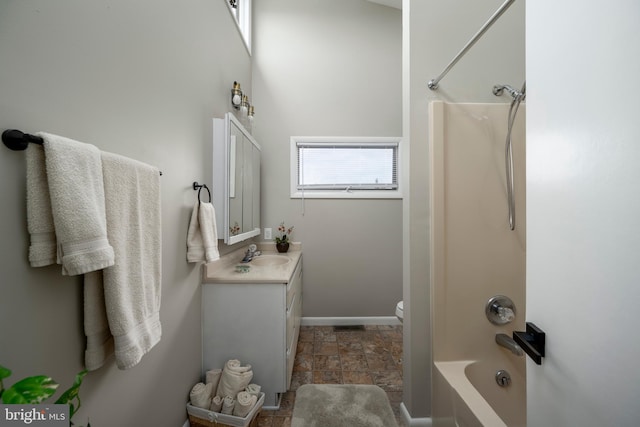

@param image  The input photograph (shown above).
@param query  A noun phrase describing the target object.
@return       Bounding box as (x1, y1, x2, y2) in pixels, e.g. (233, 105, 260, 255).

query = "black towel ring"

(193, 181, 211, 204)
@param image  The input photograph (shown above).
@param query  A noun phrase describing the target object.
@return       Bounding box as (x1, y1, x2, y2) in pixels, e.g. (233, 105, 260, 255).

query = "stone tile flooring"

(256, 324, 404, 427)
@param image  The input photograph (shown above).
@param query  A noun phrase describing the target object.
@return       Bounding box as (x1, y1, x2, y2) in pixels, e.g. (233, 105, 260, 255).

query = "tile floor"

(256, 324, 404, 427)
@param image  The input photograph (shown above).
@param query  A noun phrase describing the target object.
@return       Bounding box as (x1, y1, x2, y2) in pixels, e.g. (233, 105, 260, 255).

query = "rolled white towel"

(206, 368, 222, 396)
(209, 395, 223, 413)
(221, 396, 235, 415)
(217, 360, 253, 398)
(225, 359, 252, 373)
(245, 383, 261, 397)
(189, 382, 213, 409)
(233, 391, 258, 418)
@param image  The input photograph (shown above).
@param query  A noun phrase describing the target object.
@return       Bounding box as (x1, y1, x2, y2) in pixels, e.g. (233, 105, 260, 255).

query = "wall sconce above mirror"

(231, 81, 243, 109)
(230, 81, 255, 120)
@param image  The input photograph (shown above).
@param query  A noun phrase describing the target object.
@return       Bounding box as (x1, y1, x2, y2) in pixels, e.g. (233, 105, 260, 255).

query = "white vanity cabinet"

(202, 255, 303, 408)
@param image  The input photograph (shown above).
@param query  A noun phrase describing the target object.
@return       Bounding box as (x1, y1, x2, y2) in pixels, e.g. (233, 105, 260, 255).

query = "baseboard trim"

(301, 316, 401, 326)
(400, 403, 433, 427)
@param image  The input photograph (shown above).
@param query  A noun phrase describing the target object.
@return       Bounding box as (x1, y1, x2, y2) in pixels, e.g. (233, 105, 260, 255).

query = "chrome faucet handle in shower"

(495, 333, 524, 356)
(486, 295, 516, 325)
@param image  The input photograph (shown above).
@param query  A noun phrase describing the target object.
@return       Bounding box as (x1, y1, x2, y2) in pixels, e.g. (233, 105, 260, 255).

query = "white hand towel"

(25, 144, 57, 267)
(83, 270, 114, 371)
(83, 151, 162, 370)
(221, 396, 235, 415)
(38, 132, 115, 275)
(209, 395, 223, 413)
(233, 391, 257, 418)
(199, 202, 220, 262)
(206, 368, 222, 396)
(186, 201, 219, 263)
(190, 382, 213, 409)
(245, 383, 261, 397)
(216, 360, 253, 398)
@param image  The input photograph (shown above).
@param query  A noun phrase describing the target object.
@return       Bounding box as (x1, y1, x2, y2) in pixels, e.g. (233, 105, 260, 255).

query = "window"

(226, 0, 252, 54)
(290, 136, 402, 199)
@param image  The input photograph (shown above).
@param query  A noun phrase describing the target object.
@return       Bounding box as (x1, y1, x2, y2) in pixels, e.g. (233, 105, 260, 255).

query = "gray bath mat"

(291, 384, 399, 427)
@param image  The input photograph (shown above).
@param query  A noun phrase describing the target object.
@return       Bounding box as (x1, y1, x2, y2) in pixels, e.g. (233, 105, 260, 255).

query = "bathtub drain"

(495, 370, 511, 387)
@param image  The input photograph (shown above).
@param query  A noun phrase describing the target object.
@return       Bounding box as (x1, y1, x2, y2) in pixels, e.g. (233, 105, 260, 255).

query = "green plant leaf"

(55, 370, 87, 420)
(0, 365, 11, 380)
(1, 375, 58, 404)
(55, 370, 87, 405)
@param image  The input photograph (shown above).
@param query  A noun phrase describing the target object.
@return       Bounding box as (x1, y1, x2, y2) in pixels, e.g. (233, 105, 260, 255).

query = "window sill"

(290, 190, 403, 200)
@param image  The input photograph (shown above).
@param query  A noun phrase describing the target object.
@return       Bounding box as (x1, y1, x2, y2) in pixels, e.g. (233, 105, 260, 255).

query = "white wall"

(0, 2, 250, 426)
(252, 0, 403, 318)
(527, 1, 640, 425)
(404, 0, 525, 419)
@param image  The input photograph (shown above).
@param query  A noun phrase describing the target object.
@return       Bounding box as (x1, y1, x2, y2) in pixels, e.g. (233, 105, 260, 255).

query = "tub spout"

(495, 333, 524, 356)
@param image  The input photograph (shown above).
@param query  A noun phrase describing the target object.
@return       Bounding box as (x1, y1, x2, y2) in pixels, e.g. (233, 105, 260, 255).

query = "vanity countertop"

(202, 242, 302, 284)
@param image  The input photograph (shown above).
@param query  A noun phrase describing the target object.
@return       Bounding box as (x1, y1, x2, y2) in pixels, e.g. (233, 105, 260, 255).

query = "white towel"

(83, 270, 114, 371)
(206, 368, 222, 396)
(186, 201, 219, 263)
(209, 395, 223, 413)
(216, 359, 253, 399)
(25, 144, 57, 267)
(190, 382, 213, 409)
(83, 151, 162, 370)
(221, 396, 235, 415)
(233, 391, 257, 418)
(245, 383, 261, 397)
(37, 132, 115, 275)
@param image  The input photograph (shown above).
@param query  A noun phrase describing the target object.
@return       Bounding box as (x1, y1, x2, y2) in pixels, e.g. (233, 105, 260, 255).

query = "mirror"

(213, 112, 261, 244)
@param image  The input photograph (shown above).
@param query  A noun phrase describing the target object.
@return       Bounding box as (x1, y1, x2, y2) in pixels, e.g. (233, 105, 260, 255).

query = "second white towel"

(186, 201, 220, 263)
(233, 391, 258, 418)
(216, 359, 253, 399)
(190, 382, 213, 409)
(83, 152, 162, 371)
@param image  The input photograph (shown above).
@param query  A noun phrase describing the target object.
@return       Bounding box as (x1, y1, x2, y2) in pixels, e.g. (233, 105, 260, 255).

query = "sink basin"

(251, 254, 291, 266)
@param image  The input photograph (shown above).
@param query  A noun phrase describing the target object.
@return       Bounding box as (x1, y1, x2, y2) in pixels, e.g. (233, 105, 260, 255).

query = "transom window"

(226, 0, 252, 54)
(290, 136, 402, 199)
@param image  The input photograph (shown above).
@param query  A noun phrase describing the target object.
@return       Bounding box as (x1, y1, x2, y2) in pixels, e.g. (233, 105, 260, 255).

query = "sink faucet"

(495, 333, 524, 356)
(241, 244, 260, 263)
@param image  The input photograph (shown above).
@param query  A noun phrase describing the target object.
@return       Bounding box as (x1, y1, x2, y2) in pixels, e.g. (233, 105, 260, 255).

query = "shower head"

(492, 83, 526, 101)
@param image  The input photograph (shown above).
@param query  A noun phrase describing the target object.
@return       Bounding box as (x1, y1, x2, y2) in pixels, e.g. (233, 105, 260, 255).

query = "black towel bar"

(2, 129, 43, 150)
(2, 129, 162, 175)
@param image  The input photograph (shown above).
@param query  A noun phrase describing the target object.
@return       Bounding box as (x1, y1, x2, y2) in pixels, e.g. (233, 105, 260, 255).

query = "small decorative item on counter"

(275, 222, 294, 253)
(235, 264, 250, 273)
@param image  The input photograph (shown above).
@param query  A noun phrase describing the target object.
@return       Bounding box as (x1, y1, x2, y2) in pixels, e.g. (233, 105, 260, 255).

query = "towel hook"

(193, 181, 211, 204)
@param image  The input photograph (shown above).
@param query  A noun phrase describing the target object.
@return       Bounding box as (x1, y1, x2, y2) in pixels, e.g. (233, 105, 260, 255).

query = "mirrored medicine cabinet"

(213, 112, 261, 245)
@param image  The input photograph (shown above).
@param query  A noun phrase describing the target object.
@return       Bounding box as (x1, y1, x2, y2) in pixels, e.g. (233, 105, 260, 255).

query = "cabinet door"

(242, 136, 253, 233)
(202, 283, 285, 408)
(229, 122, 244, 237)
(252, 145, 261, 234)
(213, 112, 261, 245)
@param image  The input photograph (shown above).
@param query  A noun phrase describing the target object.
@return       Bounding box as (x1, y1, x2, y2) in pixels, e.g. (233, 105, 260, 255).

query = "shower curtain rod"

(2, 129, 163, 175)
(428, 0, 516, 90)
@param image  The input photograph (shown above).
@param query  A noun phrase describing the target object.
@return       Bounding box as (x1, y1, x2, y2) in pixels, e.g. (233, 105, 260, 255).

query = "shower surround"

(429, 101, 526, 427)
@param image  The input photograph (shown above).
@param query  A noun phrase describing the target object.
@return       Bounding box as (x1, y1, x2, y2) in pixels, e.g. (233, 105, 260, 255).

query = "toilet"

(395, 301, 404, 322)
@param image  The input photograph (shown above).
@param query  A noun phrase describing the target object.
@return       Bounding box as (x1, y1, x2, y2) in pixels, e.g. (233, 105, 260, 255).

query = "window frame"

(225, 0, 252, 55)
(290, 136, 403, 199)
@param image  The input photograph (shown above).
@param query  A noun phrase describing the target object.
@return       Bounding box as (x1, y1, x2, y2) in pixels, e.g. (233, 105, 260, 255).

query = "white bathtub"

(434, 359, 526, 427)
(430, 101, 527, 427)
